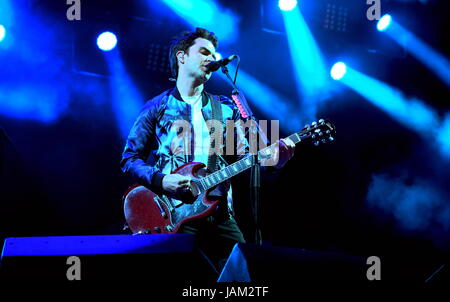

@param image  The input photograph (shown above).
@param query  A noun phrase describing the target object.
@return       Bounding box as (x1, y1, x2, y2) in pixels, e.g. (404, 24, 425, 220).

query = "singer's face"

(184, 38, 216, 82)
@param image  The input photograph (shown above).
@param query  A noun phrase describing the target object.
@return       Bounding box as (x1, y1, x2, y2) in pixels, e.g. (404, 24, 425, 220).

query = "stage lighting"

(377, 14, 392, 32)
(161, 0, 239, 44)
(380, 18, 450, 87)
(281, 4, 328, 111)
(217, 65, 301, 133)
(0, 24, 5, 42)
(278, 0, 298, 12)
(323, 3, 348, 33)
(330, 62, 347, 80)
(215, 52, 222, 61)
(97, 31, 117, 51)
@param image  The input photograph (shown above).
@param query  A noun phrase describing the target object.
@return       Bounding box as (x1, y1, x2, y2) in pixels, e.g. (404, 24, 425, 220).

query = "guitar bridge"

(153, 196, 168, 218)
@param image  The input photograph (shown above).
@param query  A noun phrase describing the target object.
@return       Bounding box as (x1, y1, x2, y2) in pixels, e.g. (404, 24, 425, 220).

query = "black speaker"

(0, 234, 216, 280)
(218, 243, 372, 281)
(218, 243, 449, 282)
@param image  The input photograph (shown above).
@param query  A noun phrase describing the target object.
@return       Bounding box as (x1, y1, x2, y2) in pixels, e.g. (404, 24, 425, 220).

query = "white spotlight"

(377, 14, 392, 32)
(278, 0, 298, 12)
(0, 24, 6, 43)
(330, 62, 347, 80)
(97, 31, 118, 51)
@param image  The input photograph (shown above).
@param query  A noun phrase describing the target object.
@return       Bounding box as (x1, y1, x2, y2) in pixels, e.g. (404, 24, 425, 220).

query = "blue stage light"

(377, 14, 392, 32)
(104, 50, 143, 139)
(379, 18, 450, 87)
(217, 65, 302, 133)
(330, 62, 347, 80)
(281, 4, 329, 121)
(337, 65, 450, 159)
(0, 24, 5, 42)
(278, 0, 298, 12)
(161, 0, 239, 45)
(97, 31, 117, 51)
(437, 114, 450, 158)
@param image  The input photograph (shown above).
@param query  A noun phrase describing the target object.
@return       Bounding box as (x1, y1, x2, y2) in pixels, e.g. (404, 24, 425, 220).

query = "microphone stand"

(221, 65, 268, 245)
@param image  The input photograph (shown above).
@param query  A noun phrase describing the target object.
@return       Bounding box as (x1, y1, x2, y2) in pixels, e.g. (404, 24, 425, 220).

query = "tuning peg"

(319, 119, 324, 123)
(311, 121, 317, 126)
(328, 137, 334, 141)
(321, 139, 327, 144)
(314, 141, 320, 146)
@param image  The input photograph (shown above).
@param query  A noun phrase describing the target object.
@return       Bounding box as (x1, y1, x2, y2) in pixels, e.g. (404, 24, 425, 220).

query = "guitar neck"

(197, 132, 304, 191)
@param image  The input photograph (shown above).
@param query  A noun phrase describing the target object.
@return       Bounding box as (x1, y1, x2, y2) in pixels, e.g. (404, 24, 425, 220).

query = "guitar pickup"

(162, 195, 179, 212)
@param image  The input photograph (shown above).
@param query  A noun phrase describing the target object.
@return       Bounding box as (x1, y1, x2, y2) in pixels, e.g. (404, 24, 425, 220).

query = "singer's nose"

(207, 53, 215, 61)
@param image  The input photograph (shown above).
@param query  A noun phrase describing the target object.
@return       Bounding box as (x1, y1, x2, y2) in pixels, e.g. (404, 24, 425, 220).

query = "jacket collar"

(170, 86, 209, 108)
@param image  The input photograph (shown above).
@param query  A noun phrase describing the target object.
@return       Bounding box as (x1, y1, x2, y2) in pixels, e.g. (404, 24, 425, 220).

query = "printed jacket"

(120, 87, 250, 200)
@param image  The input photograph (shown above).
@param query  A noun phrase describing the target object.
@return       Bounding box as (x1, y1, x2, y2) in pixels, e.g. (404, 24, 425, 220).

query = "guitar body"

(123, 162, 220, 234)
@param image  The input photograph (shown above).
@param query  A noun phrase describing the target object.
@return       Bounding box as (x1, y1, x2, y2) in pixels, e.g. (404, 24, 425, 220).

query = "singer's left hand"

(259, 138, 295, 168)
(274, 138, 295, 169)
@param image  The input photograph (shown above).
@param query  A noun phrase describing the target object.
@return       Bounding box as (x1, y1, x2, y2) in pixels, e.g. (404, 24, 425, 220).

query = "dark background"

(1, 0, 449, 277)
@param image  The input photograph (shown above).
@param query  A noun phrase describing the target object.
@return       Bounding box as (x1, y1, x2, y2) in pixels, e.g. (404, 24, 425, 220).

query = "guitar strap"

(205, 94, 223, 173)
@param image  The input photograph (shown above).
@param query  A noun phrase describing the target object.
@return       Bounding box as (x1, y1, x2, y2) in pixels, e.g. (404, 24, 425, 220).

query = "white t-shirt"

(182, 94, 210, 164)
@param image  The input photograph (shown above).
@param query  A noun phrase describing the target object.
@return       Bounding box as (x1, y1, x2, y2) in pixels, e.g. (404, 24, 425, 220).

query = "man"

(120, 27, 295, 274)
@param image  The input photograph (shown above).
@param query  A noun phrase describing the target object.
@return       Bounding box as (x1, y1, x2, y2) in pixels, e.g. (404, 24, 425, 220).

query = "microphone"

(205, 55, 237, 72)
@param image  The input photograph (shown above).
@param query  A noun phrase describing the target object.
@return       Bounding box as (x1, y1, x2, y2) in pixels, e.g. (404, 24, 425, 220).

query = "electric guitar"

(123, 119, 336, 234)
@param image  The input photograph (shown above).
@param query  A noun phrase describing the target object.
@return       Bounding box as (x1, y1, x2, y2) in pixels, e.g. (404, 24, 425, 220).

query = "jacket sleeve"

(120, 100, 166, 193)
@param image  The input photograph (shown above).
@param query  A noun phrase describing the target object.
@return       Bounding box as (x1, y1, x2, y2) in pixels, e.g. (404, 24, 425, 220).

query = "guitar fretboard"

(197, 132, 304, 191)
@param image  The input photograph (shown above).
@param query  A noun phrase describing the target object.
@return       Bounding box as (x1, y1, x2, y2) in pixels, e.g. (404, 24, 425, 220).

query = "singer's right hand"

(162, 174, 193, 200)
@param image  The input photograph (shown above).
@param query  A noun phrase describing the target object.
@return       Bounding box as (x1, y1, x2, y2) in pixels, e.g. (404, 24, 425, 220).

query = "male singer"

(121, 27, 295, 274)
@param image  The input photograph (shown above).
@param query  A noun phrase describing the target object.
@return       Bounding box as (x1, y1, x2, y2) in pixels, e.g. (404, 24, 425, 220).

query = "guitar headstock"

(300, 119, 336, 146)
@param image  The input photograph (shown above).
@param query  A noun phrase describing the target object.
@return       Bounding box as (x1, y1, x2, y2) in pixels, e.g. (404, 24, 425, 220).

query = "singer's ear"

(176, 51, 185, 64)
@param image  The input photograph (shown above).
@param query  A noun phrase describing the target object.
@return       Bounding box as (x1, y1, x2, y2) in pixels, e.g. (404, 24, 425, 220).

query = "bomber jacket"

(120, 87, 250, 203)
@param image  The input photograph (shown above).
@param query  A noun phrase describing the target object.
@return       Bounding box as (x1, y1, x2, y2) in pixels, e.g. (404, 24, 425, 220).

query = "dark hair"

(168, 27, 218, 78)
